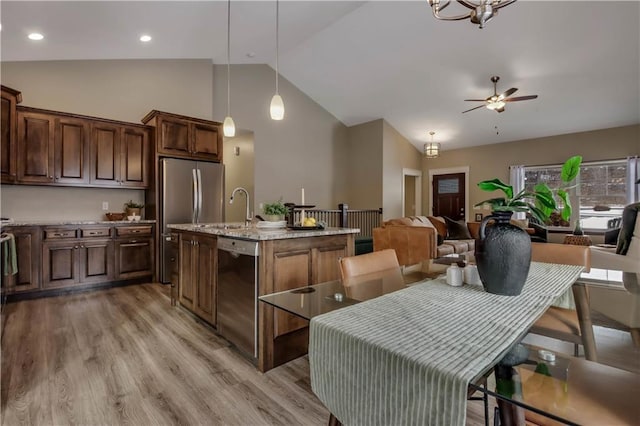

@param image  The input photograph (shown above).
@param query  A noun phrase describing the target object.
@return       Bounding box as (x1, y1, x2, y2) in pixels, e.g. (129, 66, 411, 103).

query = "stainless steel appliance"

(217, 237, 259, 359)
(160, 158, 224, 283)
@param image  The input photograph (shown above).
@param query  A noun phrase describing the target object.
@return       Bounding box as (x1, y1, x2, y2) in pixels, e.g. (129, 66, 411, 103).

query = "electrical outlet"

(102, 201, 109, 211)
(259, 203, 264, 210)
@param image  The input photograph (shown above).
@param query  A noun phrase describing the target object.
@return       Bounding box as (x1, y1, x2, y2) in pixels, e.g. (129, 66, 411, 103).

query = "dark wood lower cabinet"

(115, 237, 153, 280)
(4, 224, 153, 297)
(1, 227, 41, 293)
(178, 233, 217, 325)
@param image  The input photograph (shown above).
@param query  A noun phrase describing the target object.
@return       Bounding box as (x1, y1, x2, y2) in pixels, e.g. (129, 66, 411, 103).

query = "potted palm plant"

(474, 155, 582, 295)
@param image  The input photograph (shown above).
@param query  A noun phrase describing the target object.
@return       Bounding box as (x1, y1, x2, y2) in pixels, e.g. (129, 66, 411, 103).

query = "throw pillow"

(443, 216, 472, 240)
(427, 216, 447, 238)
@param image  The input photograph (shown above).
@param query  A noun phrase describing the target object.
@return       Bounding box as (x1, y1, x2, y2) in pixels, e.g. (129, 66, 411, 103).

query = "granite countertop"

(2, 220, 156, 227)
(168, 223, 360, 241)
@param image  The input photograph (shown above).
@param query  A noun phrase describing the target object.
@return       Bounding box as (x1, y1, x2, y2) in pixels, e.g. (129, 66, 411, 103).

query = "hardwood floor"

(2, 283, 637, 425)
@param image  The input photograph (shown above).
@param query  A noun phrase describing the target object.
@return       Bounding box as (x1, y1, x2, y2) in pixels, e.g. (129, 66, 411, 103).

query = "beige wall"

(345, 119, 383, 209)
(212, 64, 349, 210)
(0, 59, 214, 221)
(382, 120, 422, 219)
(1, 60, 348, 220)
(422, 124, 640, 217)
(223, 130, 255, 222)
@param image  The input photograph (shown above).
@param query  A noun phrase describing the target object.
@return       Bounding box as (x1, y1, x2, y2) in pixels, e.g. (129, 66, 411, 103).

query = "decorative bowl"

(106, 212, 126, 221)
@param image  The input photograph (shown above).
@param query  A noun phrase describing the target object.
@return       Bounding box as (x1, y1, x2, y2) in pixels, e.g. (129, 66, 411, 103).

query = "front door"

(433, 173, 465, 220)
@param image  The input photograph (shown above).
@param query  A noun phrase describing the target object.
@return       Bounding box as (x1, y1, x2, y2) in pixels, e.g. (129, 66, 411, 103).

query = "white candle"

(300, 209, 305, 225)
(301, 187, 305, 205)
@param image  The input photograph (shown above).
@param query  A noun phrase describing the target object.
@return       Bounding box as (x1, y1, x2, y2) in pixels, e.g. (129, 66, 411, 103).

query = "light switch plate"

(102, 201, 109, 210)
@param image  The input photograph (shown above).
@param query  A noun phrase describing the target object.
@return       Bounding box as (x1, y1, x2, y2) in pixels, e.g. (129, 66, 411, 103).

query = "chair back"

(531, 242, 591, 272)
(339, 249, 399, 279)
(339, 249, 403, 301)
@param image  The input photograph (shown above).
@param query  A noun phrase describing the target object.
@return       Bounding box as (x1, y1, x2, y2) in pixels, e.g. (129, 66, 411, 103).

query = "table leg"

(572, 284, 598, 362)
(494, 365, 525, 426)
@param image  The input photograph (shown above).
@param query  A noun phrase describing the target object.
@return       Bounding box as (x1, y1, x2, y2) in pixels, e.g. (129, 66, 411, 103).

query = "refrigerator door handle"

(192, 168, 198, 223)
(196, 168, 203, 224)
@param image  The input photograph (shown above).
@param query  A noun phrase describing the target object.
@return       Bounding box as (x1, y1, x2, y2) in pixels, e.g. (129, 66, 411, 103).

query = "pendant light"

(269, 0, 285, 120)
(223, 0, 236, 137)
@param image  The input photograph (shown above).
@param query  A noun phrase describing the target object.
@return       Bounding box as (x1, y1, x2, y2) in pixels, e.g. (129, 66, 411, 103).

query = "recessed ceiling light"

(140, 35, 152, 42)
(246, 52, 256, 58)
(28, 32, 44, 41)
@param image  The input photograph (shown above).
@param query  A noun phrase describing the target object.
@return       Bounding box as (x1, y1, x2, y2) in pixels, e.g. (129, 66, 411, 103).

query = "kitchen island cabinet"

(178, 232, 217, 325)
(169, 224, 358, 372)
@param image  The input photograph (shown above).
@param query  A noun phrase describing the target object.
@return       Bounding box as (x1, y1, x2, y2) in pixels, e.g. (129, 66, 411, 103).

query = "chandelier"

(427, 0, 517, 29)
(424, 131, 440, 158)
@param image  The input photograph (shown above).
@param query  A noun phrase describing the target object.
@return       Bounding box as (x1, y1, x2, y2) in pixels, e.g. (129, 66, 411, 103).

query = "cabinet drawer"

(116, 225, 152, 237)
(45, 229, 77, 239)
(80, 227, 111, 238)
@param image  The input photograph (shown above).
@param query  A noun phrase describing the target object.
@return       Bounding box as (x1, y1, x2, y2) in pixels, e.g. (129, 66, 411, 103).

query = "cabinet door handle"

(74, 245, 79, 249)
(130, 240, 137, 243)
(131, 230, 141, 233)
(88, 232, 97, 235)
(49, 175, 54, 179)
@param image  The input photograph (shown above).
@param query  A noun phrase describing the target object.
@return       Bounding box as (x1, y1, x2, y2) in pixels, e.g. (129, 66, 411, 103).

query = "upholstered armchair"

(590, 202, 640, 271)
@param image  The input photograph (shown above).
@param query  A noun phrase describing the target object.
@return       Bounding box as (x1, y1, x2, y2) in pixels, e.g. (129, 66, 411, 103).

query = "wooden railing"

(290, 204, 382, 238)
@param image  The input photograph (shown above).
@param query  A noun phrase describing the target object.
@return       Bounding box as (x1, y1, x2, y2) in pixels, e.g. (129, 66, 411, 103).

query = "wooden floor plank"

(2, 283, 637, 425)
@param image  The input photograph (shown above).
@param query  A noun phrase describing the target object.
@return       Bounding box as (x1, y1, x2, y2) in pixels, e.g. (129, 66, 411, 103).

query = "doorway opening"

(402, 168, 422, 217)
(428, 166, 469, 221)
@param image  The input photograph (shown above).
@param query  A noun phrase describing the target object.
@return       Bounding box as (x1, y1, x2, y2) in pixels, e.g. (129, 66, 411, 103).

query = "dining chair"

(339, 248, 400, 279)
(529, 242, 595, 360)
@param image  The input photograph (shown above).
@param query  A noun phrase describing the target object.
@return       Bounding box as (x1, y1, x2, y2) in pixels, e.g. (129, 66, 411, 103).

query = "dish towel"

(1, 233, 17, 276)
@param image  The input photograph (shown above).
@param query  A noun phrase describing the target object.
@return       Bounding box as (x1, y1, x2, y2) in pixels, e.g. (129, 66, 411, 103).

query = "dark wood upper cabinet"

(17, 107, 56, 184)
(120, 125, 149, 188)
(55, 117, 90, 185)
(90, 123, 149, 188)
(142, 110, 223, 162)
(13, 106, 149, 188)
(1, 86, 22, 184)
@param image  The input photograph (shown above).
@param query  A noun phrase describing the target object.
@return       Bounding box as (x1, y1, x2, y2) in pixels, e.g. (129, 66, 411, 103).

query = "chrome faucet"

(229, 187, 252, 226)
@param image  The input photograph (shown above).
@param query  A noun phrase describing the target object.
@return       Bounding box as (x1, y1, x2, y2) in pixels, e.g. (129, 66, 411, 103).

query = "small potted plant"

(262, 199, 288, 221)
(124, 200, 144, 218)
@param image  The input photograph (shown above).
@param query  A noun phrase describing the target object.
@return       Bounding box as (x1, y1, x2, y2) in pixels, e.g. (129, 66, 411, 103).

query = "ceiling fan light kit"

(427, 0, 517, 29)
(462, 75, 538, 114)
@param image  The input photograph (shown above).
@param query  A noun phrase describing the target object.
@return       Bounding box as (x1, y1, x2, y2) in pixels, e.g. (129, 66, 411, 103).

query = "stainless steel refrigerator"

(160, 158, 224, 283)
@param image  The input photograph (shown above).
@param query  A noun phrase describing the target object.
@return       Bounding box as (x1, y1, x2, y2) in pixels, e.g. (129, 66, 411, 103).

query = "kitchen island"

(168, 223, 359, 372)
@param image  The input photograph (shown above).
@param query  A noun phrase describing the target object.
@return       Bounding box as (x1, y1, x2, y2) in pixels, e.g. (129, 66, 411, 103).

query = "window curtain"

(509, 165, 526, 219)
(628, 156, 639, 204)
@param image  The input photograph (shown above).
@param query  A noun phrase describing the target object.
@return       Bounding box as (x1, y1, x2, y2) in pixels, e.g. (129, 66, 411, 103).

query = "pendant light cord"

(227, 0, 231, 116)
(275, 0, 279, 95)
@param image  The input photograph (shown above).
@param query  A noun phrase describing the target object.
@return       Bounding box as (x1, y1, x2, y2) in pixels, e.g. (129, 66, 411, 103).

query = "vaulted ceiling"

(2, 1, 639, 152)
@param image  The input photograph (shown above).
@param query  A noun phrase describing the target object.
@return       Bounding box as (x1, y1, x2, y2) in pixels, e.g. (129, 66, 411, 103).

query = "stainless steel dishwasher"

(217, 237, 259, 359)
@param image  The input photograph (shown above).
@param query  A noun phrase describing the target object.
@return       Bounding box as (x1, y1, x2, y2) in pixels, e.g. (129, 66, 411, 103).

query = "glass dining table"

(259, 265, 640, 426)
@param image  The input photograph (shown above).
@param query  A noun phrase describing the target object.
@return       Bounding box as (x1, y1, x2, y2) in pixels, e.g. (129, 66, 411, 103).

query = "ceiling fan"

(462, 76, 538, 113)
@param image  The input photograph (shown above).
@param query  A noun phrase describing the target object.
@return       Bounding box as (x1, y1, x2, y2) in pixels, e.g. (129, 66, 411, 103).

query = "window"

(524, 160, 628, 230)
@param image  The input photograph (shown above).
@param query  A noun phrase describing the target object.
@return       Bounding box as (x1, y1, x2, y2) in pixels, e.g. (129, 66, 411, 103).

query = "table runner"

(309, 262, 584, 426)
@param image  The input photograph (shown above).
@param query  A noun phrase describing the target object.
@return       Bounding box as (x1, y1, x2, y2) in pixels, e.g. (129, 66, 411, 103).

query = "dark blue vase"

(475, 211, 531, 296)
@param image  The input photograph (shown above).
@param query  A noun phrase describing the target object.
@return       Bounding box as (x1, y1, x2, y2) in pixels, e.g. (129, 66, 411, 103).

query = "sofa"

(372, 216, 478, 266)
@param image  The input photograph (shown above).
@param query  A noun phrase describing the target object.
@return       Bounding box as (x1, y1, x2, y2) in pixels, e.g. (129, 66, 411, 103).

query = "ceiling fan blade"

(462, 105, 485, 114)
(498, 87, 518, 100)
(504, 95, 538, 102)
(464, 99, 487, 102)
